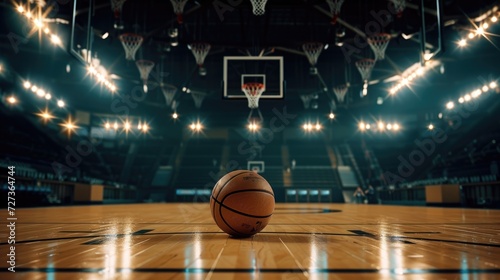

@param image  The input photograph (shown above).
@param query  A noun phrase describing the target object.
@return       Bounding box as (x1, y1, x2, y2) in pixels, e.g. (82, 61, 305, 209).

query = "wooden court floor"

(1, 203, 499, 279)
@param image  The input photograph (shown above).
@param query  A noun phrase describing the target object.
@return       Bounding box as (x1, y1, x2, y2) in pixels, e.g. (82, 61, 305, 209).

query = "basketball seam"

(211, 195, 274, 219)
(224, 189, 274, 198)
(212, 170, 249, 221)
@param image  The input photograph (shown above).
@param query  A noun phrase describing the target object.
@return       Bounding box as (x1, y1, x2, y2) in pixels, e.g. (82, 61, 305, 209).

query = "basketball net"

(390, 0, 406, 17)
(250, 0, 268, 16)
(110, 0, 127, 19)
(119, 33, 143, 61)
(242, 83, 265, 109)
(300, 94, 314, 109)
(161, 84, 177, 106)
(326, 0, 344, 24)
(367, 33, 391, 60)
(170, 0, 188, 24)
(355, 58, 376, 83)
(333, 85, 349, 103)
(191, 91, 206, 109)
(189, 43, 211, 75)
(136, 60, 155, 90)
(302, 42, 324, 67)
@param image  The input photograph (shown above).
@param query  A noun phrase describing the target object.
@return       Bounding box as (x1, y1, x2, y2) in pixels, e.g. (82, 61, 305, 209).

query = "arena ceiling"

(1, 0, 499, 131)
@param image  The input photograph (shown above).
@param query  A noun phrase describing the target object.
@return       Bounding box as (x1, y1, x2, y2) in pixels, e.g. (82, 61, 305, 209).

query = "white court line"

(279, 237, 310, 278)
(205, 238, 228, 280)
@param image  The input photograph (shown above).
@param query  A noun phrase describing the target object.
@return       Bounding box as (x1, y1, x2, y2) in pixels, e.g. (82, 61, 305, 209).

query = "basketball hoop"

(110, 0, 126, 29)
(161, 84, 177, 106)
(242, 83, 265, 109)
(189, 43, 211, 76)
(300, 94, 314, 109)
(119, 33, 143, 61)
(326, 0, 345, 24)
(191, 91, 206, 109)
(250, 0, 268, 16)
(136, 60, 155, 92)
(333, 85, 349, 103)
(355, 58, 376, 83)
(390, 0, 406, 18)
(303, 42, 324, 75)
(170, 0, 188, 24)
(367, 33, 392, 61)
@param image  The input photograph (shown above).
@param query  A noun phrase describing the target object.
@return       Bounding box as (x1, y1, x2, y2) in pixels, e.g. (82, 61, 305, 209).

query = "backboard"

(70, 0, 93, 64)
(247, 161, 265, 173)
(223, 56, 284, 99)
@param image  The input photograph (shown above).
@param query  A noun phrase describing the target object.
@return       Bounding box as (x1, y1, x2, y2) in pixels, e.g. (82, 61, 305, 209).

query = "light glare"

(446, 101, 455, 110)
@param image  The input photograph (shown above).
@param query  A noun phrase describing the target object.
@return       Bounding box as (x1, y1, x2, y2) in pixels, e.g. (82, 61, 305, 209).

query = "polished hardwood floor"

(1, 203, 499, 279)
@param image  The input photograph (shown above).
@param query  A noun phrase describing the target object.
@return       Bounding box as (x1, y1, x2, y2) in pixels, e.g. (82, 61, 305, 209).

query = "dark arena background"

(1, 0, 500, 279)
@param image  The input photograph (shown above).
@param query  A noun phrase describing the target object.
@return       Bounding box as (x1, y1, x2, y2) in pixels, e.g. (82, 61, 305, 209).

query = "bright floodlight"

(50, 34, 62, 45)
(248, 122, 259, 132)
(315, 123, 322, 131)
(25, 11, 32, 18)
(492, 16, 498, 23)
(490, 82, 497, 89)
(482, 85, 490, 92)
(172, 112, 178, 119)
(483, 22, 490, 29)
(386, 124, 393, 130)
(428, 124, 434, 130)
(458, 39, 467, 47)
(472, 89, 482, 98)
(329, 113, 335, 119)
(464, 94, 471, 102)
(378, 122, 385, 130)
(458, 97, 465, 103)
(44, 93, 51, 100)
(446, 101, 455, 110)
(37, 89, 45, 97)
(365, 124, 371, 130)
(57, 100, 65, 107)
(124, 121, 131, 131)
(468, 32, 475, 39)
(113, 122, 119, 130)
(31, 85, 38, 92)
(7, 96, 17, 104)
(476, 27, 484, 35)
(393, 123, 400, 131)
(62, 118, 77, 132)
(190, 122, 202, 132)
(416, 68, 424, 76)
(105, 122, 111, 130)
(17, 5, 24, 13)
(43, 27, 50, 34)
(37, 109, 54, 121)
(34, 18, 43, 28)
(23, 81, 31, 89)
(359, 122, 366, 130)
(142, 124, 149, 132)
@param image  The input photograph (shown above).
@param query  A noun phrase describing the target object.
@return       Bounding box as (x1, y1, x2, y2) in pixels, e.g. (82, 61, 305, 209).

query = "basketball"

(210, 170, 275, 237)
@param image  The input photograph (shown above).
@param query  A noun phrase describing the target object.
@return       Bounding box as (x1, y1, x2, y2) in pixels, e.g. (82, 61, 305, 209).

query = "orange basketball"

(210, 170, 275, 237)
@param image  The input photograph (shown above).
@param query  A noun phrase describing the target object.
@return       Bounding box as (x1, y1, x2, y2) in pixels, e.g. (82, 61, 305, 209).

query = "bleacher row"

(172, 139, 343, 202)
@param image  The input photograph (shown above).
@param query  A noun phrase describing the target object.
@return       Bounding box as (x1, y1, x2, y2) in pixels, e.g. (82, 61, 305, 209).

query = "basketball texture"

(210, 170, 275, 237)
